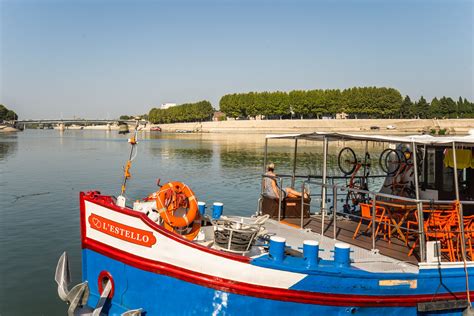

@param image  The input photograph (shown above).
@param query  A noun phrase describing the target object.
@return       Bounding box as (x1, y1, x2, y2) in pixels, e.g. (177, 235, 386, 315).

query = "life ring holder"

(163, 213, 202, 240)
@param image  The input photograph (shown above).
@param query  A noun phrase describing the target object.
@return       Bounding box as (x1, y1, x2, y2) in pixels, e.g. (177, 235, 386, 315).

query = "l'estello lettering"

(88, 213, 156, 247)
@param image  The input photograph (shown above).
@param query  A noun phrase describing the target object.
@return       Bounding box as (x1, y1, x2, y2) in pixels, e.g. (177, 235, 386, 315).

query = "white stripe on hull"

(85, 201, 307, 289)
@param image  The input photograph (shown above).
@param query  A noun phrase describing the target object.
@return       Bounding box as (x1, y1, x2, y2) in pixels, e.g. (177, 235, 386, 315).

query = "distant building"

(336, 112, 348, 119)
(213, 111, 226, 121)
(161, 103, 177, 110)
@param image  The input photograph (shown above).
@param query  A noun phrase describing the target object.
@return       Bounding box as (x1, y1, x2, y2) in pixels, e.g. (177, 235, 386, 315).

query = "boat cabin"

(258, 132, 474, 263)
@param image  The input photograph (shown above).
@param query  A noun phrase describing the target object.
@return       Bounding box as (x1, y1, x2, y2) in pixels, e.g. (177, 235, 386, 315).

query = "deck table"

(370, 200, 455, 244)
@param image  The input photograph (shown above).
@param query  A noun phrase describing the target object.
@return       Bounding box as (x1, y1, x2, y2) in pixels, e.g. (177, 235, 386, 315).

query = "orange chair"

(465, 215, 474, 260)
(455, 215, 474, 261)
(406, 209, 458, 261)
(352, 203, 391, 241)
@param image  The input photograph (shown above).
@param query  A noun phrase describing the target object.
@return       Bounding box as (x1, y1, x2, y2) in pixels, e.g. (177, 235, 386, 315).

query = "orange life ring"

(155, 181, 199, 228)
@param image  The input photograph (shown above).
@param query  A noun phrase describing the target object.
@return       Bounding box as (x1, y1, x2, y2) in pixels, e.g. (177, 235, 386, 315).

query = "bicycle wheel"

(345, 181, 366, 214)
(338, 147, 357, 175)
(379, 148, 402, 175)
(414, 147, 424, 170)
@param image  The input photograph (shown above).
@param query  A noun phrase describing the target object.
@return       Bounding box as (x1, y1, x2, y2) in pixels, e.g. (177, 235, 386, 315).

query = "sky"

(0, 0, 473, 119)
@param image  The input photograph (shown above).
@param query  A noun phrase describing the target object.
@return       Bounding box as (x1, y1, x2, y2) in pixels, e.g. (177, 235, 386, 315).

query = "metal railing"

(299, 179, 474, 262)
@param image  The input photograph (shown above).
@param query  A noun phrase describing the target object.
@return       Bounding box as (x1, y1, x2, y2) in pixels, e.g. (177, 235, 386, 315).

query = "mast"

(120, 120, 140, 197)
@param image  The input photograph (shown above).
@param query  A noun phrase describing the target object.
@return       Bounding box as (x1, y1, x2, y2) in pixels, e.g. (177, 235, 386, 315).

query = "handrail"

(305, 179, 474, 205)
(262, 173, 387, 180)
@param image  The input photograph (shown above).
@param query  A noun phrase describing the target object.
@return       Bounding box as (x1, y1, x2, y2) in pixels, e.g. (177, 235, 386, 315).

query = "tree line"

(219, 87, 474, 119)
(400, 96, 474, 119)
(145, 87, 474, 124)
(219, 87, 404, 119)
(0, 104, 18, 121)
(148, 100, 214, 124)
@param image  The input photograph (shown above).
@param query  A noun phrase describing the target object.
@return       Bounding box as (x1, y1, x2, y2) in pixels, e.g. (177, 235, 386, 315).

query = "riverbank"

(0, 125, 19, 132)
(17, 118, 474, 135)
(152, 119, 474, 135)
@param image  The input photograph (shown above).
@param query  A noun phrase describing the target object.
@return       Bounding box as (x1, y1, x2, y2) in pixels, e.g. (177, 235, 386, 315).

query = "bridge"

(16, 119, 147, 124)
(13, 119, 150, 131)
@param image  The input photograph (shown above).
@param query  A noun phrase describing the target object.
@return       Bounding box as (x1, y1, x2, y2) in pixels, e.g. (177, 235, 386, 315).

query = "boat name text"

(88, 213, 156, 247)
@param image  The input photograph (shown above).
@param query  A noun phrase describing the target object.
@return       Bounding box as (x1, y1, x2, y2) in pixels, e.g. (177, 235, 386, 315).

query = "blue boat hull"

(83, 249, 469, 316)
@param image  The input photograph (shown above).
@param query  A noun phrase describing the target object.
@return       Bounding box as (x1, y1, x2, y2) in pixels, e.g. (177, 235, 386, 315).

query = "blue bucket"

(303, 240, 319, 268)
(198, 201, 206, 216)
(212, 202, 223, 219)
(269, 236, 286, 262)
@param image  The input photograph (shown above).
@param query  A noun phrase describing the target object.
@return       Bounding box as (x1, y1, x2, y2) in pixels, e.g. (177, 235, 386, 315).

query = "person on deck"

(263, 162, 308, 199)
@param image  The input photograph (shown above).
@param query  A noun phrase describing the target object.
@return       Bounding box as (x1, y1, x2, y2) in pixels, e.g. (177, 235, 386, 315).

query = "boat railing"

(301, 179, 474, 262)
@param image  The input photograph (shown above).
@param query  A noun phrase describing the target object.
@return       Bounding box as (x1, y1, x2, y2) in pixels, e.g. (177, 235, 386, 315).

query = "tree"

(429, 97, 440, 118)
(415, 96, 430, 118)
(289, 90, 309, 119)
(400, 95, 413, 118)
(438, 97, 457, 118)
(307, 89, 325, 118)
(0, 105, 18, 121)
(270, 91, 290, 119)
(458, 97, 473, 118)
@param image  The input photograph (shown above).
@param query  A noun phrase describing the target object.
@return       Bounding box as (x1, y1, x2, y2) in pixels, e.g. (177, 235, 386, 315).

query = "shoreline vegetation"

(147, 87, 474, 124)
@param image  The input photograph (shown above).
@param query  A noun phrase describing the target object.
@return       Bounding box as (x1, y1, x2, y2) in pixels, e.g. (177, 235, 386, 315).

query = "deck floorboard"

(283, 216, 419, 264)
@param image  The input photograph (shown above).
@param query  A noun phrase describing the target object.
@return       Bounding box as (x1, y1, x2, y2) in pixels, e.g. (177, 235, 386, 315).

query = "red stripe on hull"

(84, 239, 470, 307)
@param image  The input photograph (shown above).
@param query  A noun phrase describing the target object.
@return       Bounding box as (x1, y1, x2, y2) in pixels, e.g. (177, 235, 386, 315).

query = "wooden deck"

(283, 215, 419, 264)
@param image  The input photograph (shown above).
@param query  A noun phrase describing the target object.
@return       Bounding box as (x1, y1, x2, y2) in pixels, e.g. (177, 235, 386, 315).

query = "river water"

(0, 130, 384, 315)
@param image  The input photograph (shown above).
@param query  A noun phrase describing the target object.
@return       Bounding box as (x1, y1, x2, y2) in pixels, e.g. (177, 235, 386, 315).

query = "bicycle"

(379, 148, 423, 198)
(338, 147, 371, 213)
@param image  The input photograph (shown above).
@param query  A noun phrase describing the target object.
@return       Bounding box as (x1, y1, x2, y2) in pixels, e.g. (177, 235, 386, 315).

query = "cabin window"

(426, 148, 436, 188)
(442, 165, 454, 192)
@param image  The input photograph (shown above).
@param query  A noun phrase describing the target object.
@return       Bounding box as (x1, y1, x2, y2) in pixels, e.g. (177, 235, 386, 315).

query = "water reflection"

(0, 134, 18, 161)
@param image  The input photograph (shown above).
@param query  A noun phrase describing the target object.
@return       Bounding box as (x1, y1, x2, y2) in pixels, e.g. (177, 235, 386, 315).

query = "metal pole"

(291, 138, 298, 188)
(263, 138, 268, 174)
(372, 194, 377, 250)
(422, 144, 426, 189)
(412, 141, 425, 261)
(278, 178, 283, 222)
(301, 181, 305, 229)
(321, 137, 328, 236)
(333, 185, 337, 240)
(364, 140, 368, 186)
(259, 138, 269, 215)
(452, 142, 471, 304)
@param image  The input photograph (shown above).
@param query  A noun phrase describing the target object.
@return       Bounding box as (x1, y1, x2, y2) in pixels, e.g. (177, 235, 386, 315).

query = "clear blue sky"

(1, 0, 472, 119)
